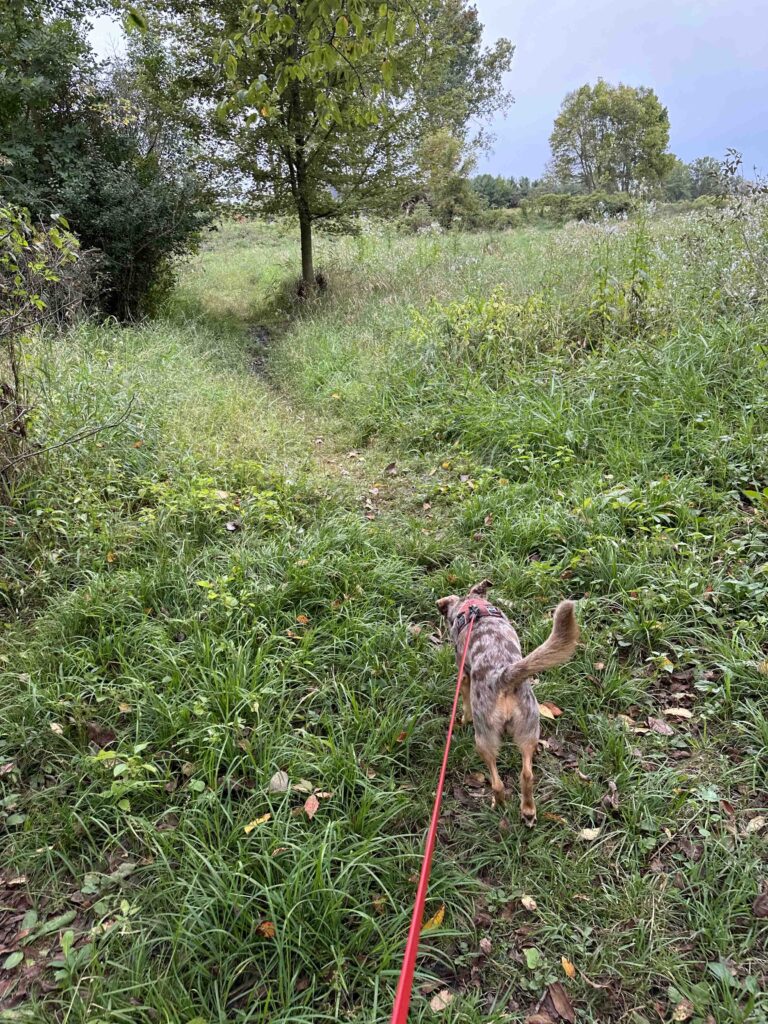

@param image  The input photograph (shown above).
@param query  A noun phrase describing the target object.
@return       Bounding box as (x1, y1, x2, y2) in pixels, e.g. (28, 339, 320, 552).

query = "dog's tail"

(501, 601, 579, 692)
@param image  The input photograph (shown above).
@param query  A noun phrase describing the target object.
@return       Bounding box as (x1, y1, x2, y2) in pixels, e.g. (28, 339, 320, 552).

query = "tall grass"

(2, 208, 767, 1023)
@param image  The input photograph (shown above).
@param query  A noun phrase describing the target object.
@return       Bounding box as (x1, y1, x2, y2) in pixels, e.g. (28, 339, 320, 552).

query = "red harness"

(454, 596, 505, 636)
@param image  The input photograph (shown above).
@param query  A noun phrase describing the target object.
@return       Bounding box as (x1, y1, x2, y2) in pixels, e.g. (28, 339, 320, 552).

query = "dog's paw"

(491, 789, 507, 809)
(460, 713, 473, 726)
(521, 808, 537, 828)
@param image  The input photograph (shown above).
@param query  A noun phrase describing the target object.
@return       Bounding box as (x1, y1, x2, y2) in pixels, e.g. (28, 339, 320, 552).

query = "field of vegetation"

(2, 207, 768, 1023)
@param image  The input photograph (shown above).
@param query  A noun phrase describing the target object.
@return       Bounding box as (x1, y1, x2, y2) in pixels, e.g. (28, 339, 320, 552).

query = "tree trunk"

(299, 208, 314, 291)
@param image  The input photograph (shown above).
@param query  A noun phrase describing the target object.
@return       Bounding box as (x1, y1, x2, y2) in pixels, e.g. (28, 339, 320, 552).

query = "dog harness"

(454, 597, 505, 636)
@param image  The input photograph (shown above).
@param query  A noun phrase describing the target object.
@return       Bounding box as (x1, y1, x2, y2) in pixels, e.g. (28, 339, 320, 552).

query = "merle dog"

(437, 580, 579, 826)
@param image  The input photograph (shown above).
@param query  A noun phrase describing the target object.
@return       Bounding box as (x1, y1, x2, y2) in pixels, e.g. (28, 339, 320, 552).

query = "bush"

(0, 203, 81, 490)
(0, 7, 215, 320)
(522, 191, 634, 223)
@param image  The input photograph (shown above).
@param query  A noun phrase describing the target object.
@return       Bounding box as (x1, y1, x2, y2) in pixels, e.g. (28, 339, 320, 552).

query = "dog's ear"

(469, 578, 493, 597)
(436, 595, 458, 618)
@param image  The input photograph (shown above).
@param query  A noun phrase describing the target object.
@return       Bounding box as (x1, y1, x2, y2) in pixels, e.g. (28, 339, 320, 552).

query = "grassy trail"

(2, 217, 767, 1024)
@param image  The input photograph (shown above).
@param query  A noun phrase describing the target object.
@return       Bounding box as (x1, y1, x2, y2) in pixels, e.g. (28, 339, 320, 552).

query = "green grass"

(2, 211, 768, 1023)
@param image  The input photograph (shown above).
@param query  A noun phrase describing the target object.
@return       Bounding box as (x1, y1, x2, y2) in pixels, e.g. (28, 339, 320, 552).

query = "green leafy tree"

(689, 156, 724, 198)
(147, 0, 513, 289)
(662, 156, 693, 201)
(550, 80, 673, 193)
(0, 3, 216, 317)
(416, 130, 480, 228)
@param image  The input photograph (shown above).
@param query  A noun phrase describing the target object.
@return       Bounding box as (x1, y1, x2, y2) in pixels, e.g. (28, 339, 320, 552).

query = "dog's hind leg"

(460, 674, 472, 725)
(518, 739, 537, 827)
(475, 734, 505, 808)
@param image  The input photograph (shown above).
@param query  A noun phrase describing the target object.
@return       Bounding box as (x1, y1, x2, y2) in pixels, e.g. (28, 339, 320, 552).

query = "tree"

(662, 157, 693, 201)
(147, 0, 513, 289)
(417, 130, 480, 228)
(0, 3, 216, 317)
(689, 156, 724, 198)
(550, 80, 673, 193)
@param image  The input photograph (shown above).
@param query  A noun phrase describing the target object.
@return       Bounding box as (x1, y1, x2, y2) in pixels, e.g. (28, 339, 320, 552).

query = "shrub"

(0, 8, 215, 319)
(0, 203, 81, 490)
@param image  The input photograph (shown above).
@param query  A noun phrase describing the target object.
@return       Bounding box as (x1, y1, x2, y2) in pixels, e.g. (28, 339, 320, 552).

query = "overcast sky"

(90, 1, 768, 179)
(474, 0, 768, 178)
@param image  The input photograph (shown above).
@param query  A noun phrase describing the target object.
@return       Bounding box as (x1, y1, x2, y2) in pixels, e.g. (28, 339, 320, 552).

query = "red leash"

(389, 612, 476, 1024)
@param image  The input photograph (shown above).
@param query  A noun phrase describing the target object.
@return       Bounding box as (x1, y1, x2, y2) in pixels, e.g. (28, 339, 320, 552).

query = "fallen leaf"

(422, 905, 445, 931)
(267, 771, 290, 794)
(118, 702, 131, 714)
(244, 813, 271, 834)
(672, 999, 695, 1021)
(521, 895, 538, 912)
(293, 779, 314, 794)
(256, 921, 276, 938)
(648, 716, 674, 736)
(752, 889, 768, 918)
(601, 780, 619, 812)
(304, 794, 320, 819)
(315, 791, 333, 799)
(525, 1015, 555, 1024)
(385, 462, 398, 476)
(664, 707, 693, 719)
(372, 894, 387, 915)
(538, 704, 557, 721)
(0, 762, 14, 775)
(106, 550, 116, 563)
(50, 722, 64, 735)
(132, 439, 143, 448)
(225, 520, 241, 532)
(561, 956, 576, 979)
(593, 661, 605, 671)
(757, 660, 768, 676)
(479, 936, 492, 955)
(429, 989, 454, 1012)
(86, 721, 116, 748)
(745, 816, 766, 835)
(547, 982, 575, 1024)
(296, 614, 310, 625)
(395, 731, 407, 743)
(577, 827, 601, 842)
(272, 846, 289, 857)
(539, 702, 563, 718)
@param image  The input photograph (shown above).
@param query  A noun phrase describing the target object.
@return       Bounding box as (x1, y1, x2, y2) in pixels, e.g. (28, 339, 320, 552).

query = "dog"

(437, 580, 579, 826)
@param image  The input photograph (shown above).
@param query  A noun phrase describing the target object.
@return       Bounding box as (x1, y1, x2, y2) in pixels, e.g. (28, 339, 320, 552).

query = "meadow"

(1, 205, 767, 1023)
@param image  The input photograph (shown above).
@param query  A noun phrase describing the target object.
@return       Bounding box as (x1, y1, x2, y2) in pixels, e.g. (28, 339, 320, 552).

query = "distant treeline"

(471, 156, 725, 211)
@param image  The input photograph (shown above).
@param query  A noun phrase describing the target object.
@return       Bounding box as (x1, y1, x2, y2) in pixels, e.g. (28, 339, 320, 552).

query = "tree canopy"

(147, 0, 513, 287)
(550, 80, 673, 193)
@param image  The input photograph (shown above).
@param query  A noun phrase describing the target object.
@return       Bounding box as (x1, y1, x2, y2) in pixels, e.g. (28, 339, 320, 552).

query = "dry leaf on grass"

(539, 702, 563, 719)
(422, 904, 445, 931)
(601, 780, 619, 812)
(293, 779, 314, 794)
(268, 771, 290, 794)
(547, 982, 576, 1023)
(429, 988, 454, 1012)
(664, 707, 693, 719)
(561, 956, 576, 979)
(50, 722, 64, 735)
(304, 794, 320, 819)
(244, 814, 271, 833)
(479, 936, 492, 955)
(256, 921, 276, 938)
(744, 816, 766, 835)
(521, 895, 538, 912)
(648, 716, 674, 736)
(577, 827, 601, 842)
(752, 887, 768, 919)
